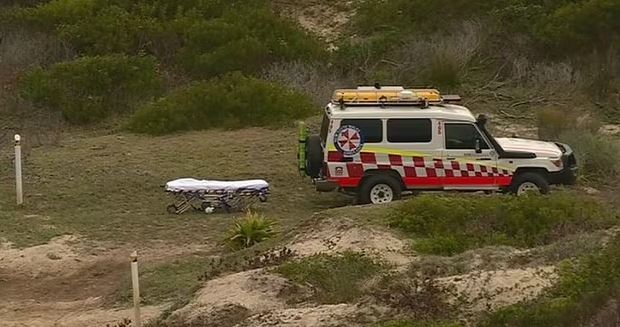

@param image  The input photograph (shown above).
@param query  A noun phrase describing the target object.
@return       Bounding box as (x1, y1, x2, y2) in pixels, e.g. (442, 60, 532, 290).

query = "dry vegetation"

(1, 0, 620, 326)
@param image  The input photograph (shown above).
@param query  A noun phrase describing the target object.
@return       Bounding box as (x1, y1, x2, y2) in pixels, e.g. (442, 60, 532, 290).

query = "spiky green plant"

(226, 211, 276, 250)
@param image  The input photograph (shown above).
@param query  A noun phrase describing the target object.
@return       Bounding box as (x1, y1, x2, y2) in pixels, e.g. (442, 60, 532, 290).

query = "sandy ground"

(287, 217, 412, 267)
(439, 266, 557, 312)
(0, 299, 163, 327)
(0, 235, 212, 327)
(168, 269, 293, 325)
(0, 217, 563, 326)
(0, 235, 84, 278)
(273, 1, 352, 44)
(240, 304, 370, 327)
(164, 218, 408, 326)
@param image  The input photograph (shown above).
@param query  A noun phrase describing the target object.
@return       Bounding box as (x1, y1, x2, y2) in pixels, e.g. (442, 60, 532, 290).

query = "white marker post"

(14, 134, 23, 206)
(130, 251, 142, 327)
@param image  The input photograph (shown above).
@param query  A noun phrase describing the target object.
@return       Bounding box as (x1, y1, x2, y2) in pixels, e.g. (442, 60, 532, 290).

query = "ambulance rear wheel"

(358, 175, 402, 205)
(305, 135, 323, 178)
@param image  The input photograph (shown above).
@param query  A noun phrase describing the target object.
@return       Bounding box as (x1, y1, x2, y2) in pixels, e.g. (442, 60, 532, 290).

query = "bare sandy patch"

(0, 235, 83, 278)
(273, 1, 352, 43)
(167, 269, 295, 325)
(0, 298, 163, 327)
(439, 266, 557, 312)
(241, 303, 369, 327)
(287, 218, 412, 266)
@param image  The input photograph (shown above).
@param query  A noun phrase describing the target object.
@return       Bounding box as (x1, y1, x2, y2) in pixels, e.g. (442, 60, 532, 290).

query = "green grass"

(0, 126, 350, 248)
(117, 256, 206, 305)
(276, 252, 383, 304)
(388, 193, 618, 256)
(482, 233, 620, 327)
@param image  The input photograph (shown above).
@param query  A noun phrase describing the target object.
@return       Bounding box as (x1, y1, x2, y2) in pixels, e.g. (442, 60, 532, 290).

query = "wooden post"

(14, 134, 23, 206)
(130, 251, 142, 327)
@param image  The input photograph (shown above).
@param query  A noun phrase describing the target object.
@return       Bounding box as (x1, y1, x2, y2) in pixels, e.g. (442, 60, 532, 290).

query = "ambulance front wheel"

(509, 172, 550, 196)
(358, 174, 402, 205)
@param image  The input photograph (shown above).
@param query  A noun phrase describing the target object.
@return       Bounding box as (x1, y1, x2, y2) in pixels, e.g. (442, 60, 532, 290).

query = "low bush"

(389, 193, 617, 256)
(372, 276, 453, 321)
(20, 54, 162, 124)
(127, 73, 316, 134)
(558, 131, 620, 183)
(535, 107, 620, 182)
(177, 6, 324, 78)
(12, 0, 325, 77)
(536, 107, 601, 140)
(276, 252, 383, 304)
(226, 211, 277, 250)
(352, 0, 619, 57)
(482, 234, 620, 326)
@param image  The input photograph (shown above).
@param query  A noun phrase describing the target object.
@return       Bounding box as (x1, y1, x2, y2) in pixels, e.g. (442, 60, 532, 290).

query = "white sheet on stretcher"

(166, 178, 269, 193)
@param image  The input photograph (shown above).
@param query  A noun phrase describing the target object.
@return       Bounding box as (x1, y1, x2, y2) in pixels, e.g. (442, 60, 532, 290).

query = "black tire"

(509, 172, 550, 195)
(305, 135, 323, 178)
(357, 174, 402, 205)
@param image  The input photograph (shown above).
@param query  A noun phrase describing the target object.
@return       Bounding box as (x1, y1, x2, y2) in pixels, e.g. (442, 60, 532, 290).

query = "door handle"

(476, 158, 492, 161)
(446, 157, 456, 161)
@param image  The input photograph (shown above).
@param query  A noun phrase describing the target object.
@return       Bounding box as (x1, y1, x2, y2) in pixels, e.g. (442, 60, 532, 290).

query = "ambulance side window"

(387, 119, 432, 143)
(445, 123, 490, 150)
(341, 119, 383, 143)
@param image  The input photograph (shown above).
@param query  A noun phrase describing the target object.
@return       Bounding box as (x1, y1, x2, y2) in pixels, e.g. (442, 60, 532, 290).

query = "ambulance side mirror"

(475, 139, 482, 154)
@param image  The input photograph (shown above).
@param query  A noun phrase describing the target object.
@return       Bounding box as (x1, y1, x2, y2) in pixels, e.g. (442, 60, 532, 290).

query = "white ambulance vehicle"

(298, 86, 578, 204)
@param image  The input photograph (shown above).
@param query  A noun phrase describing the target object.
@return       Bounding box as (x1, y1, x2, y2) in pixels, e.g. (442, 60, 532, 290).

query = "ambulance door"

(442, 122, 499, 189)
(386, 118, 444, 190)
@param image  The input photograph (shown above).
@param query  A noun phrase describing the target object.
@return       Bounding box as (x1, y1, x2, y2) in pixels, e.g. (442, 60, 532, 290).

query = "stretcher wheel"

(201, 202, 215, 214)
(166, 204, 177, 214)
(259, 194, 267, 202)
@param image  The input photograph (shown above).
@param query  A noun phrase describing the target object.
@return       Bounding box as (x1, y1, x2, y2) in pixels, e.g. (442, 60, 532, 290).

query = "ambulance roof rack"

(332, 85, 461, 109)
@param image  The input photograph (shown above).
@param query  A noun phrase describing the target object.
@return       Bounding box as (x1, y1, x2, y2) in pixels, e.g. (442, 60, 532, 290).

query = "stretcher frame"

(165, 187, 269, 215)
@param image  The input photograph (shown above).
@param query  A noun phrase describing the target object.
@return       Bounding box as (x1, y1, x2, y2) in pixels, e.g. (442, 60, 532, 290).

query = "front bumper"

(549, 143, 578, 185)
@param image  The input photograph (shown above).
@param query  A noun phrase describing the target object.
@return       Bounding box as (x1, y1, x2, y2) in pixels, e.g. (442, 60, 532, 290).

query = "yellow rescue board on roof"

(333, 87, 442, 104)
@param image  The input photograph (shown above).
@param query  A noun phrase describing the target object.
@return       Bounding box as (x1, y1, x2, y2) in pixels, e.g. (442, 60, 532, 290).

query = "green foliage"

(20, 54, 162, 124)
(128, 73, 317, 134)
(352, 0, 620, 57)
(483, 234, 620, 327)
(423, 54, 462, 89)
(276, 252, 383, 304)
(536, 106, 620, 182)
(13, 0, 324, 76)
(558, 131, 620, 183)
(353, 0, 496, 34)
(537, 107, 578, 140)
(177, 6, 324, 78)
(389, 193, 617, 256)
(226, 211, 277, 250)
(535, 0, 620, 53)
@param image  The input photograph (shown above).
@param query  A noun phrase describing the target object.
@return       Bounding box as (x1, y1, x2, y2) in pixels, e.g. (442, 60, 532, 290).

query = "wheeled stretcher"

(165, 178, 270, 214)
